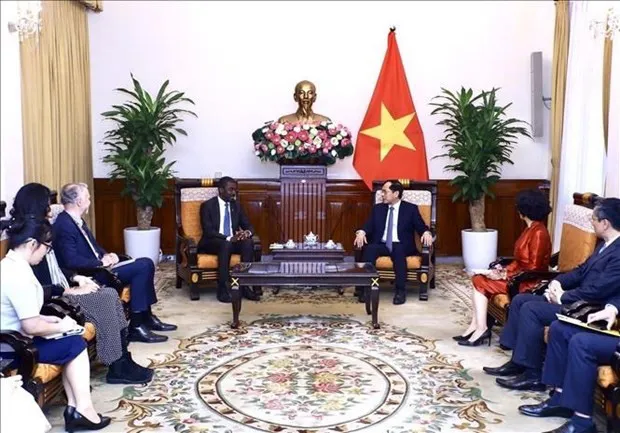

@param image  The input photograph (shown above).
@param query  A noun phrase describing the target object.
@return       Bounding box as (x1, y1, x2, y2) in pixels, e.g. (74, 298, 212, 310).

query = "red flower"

(267, 373, 290, 383)
(309, 146, 317, 154)
(318, 131, 328, 140)
(271, 135, 281, 144)
(298, 130, 310, 142)
(265, 132, 274, 140)
(314, 382, 340, 393)
(276, 146, 285, 154)
(285, 132, 297, 142)
(341, 138, 351, 147)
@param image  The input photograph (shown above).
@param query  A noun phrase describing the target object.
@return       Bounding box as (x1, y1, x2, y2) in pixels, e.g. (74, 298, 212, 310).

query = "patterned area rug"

(45, 264, 559, 433)
(111, 315, 500, 433)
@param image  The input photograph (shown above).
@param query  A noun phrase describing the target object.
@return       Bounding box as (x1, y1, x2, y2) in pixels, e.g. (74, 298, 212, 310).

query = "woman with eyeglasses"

(10, 183, 153, 386)
(0, 216, 110, 432)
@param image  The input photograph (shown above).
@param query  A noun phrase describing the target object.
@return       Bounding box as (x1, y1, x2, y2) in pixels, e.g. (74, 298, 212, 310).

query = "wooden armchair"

(354, 180, 437, 301)
(174, 178, 262, 300)
(487, 192, 600, 325)
(0, 300, 96, 407)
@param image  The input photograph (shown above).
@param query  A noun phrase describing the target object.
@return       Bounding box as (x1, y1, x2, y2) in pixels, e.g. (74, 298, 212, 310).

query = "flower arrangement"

(252, 121, 354, 165)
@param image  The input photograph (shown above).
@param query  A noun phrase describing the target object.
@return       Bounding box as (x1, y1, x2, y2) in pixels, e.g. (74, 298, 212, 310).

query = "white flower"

(271, 149, 276, 155)
(331, 150, 337, 156)
(341, 130, 348, 137)
(336, 134, 342, 140)
(303, 124, 311, 130)
(313, 136, 322, 146)
(279, 129, 288, 136)
(281, 140, 289, 147)
(320, 121, 328, 127)
(295, 140, 302, 146)
(310, 128, 319, 136)
(255, 150, 261, 155)
(262, 127, 268, 133)
(330, 137, 339, 145)
(287, 145, 294, 151)
(293, 126, 301, 133)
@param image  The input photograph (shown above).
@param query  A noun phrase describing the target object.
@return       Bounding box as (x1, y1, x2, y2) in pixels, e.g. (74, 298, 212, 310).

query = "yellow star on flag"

(360, 103, 416, 161)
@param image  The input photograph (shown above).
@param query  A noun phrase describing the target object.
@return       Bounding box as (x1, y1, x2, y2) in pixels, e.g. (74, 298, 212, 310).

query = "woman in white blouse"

(0, 217, 110, 432)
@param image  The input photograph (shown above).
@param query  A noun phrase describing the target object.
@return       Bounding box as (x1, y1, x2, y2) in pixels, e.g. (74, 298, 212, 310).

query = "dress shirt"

(68, 212, 101, 259)
(381, 200, 401, 243)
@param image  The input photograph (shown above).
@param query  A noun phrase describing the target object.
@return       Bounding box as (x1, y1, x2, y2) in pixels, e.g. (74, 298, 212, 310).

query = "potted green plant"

(430, 87, 531, 271)
(102, 74, 196, 264)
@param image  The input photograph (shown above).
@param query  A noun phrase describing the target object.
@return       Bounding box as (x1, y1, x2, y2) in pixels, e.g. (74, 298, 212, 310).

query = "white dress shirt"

(381, 200, 401, 243)
(218, 197, 233, 239)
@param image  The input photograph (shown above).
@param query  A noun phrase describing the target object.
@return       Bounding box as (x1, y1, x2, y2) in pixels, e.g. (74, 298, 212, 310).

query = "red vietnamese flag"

(353, 28, 429, 189)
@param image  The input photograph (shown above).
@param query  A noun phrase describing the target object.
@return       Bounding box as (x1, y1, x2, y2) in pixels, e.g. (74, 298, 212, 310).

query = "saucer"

(270, 243, 284, 250)
(325, 243, 337, 250)
(284, 243, 296, 249)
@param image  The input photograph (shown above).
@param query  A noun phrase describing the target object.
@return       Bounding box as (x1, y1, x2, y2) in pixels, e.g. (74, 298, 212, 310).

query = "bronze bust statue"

(278, 80, 331, 124)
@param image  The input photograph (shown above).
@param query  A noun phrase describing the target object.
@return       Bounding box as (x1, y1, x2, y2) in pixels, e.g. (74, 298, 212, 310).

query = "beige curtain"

(548, 0, 570, 245)
(20, 0, 97, 230)
(602, 34, 612, 150)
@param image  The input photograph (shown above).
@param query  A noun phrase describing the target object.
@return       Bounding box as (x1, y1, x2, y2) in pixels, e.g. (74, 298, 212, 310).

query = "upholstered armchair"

(354, 180, 437, 301)
(174, 178, 262, 300)
(486, 192, 600, 325)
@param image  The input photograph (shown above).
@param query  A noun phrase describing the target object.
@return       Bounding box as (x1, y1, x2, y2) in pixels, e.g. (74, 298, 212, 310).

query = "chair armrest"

(0, 330, 38, 379)
(507, 270, 561, 299)
(177, 234, 198, 267)
(252, 235, 262, 261)
(490, 257, 514, 268)
(45, 299, 86, 326)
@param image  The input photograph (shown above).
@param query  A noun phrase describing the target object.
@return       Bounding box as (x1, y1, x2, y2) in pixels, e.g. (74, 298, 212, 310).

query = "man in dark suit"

(53, 183, 177, 344)
(197, 176, 260, 303)
(483, 198, 620, 391)
(354, 180, 433, 305)
(517, 301, 620, 433)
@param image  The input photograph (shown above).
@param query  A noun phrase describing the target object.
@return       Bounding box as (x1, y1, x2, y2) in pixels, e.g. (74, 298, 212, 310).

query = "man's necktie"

(223, 202, 231, 237)
(386, 206, 394, 252)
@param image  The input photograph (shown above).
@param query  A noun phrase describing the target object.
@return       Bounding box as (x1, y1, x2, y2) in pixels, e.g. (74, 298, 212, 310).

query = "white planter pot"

(461, 229, 498, 272)
(123, 227, 161, 266)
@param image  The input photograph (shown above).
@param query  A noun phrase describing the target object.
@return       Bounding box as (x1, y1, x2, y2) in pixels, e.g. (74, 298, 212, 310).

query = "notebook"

(110, 258, 136, 269)
(556, 314, 620, 337)
(42, 326, 85, 340)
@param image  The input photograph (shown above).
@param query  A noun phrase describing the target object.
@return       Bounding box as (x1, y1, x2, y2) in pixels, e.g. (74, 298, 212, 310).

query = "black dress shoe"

(127, 352, 154, 378)
(483, 360, 525, 377)
(145, 313, 177, 331)
(65, 410, 111, 432)
(518, 399, 573, 418)
(128, 324, 168, 343)
(452, 332, 474, 341)
(542, 420, 597, 433)
(499, 344, 511, 351)
(496, 372, 546, 391)
(242, 286, 261, 301)
(63, 406, 75, 426)
(393, 292, 406, 305)
(458, 329, 492, 347)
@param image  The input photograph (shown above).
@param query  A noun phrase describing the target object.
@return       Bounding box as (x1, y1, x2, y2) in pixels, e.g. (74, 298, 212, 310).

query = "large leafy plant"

(430, 87, 531, 231)
(102, 74, 196, 229)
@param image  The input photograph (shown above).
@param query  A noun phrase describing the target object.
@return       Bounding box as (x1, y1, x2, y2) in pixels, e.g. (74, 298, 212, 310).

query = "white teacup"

(285, 239, 295, 248)
(325, 239, 336, 249)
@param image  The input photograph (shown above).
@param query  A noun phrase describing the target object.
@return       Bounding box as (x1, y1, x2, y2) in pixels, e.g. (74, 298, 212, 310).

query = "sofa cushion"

(558, 204, 597, 272)
(597, 366, 619, 388)
(120, 287, 130, 303)
(180, 187, 219, 243)
(375, 255, 422, 270)
(197, 254, 242, 269)
(83, 322, 96, 342)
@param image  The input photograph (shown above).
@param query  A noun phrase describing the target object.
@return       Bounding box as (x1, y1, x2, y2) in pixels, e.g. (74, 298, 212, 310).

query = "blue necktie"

(223, 202, 231, 237)
(385, 206, 394, 252)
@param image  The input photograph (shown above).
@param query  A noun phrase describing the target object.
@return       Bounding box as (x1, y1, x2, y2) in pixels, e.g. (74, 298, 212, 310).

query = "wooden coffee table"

(270, 242, 346, 262)
(230, 261, 380, 329)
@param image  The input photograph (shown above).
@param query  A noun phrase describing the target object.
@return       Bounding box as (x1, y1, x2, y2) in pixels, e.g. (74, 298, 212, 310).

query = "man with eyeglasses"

(482, 198, 620, 393)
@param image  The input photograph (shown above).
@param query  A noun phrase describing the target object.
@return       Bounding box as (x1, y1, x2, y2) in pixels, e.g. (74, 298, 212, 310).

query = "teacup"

(325, 239, 336, 249)
(285, 239, 295, 248)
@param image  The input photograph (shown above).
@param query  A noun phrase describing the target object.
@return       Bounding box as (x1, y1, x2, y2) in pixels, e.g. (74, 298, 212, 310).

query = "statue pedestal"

(279, 165, 327, 242)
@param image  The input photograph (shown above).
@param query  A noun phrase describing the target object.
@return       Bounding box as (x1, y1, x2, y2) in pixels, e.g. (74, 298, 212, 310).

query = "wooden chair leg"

(419, 280, 429, 301)
(190, 284, 200, 301)
(176, 275, 183, 289)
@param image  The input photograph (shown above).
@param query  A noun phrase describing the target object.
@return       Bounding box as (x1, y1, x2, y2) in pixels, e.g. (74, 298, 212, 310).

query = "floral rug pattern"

(111, 314, 502, 433)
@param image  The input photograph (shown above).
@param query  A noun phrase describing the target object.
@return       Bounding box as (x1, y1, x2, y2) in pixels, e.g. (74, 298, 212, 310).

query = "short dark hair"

(594, 198, 620, 231)
(515, 189, 552, 222)
(218, 176, 236, 189)
(6, 216, 52, 250)
(385, 180, 404, 199)
(10, 183, 52, 221)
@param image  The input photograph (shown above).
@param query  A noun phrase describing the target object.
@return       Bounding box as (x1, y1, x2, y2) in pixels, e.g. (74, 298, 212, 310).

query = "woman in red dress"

(455, 189, 552, 346)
